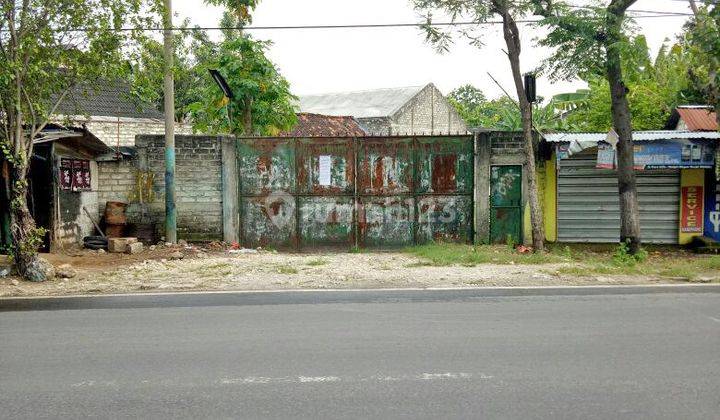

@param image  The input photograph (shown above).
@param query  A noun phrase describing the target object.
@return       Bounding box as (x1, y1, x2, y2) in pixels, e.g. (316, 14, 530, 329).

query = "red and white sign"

(681, 185, 704, 233)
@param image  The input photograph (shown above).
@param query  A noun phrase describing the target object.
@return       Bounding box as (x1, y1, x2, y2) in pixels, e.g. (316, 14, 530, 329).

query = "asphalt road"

(1, 288, 720, 419)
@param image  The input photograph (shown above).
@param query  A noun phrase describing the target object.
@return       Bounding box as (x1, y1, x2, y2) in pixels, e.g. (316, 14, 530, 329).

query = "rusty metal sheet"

(416, 195, 473, 243)
(296, 138, 355, 195)
(238, 139, 295, 195)
(240, 194, 297, 249)
(357, 137, 414, 196)
(416, 137, 473, 194)
(299, 196, 354, 247)
(357, 196, 415, 247)
(238, 135, 475, 249)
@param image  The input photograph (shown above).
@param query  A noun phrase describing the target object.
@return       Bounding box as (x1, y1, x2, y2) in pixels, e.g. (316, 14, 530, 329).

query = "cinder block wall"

(97, 135, 225, 241)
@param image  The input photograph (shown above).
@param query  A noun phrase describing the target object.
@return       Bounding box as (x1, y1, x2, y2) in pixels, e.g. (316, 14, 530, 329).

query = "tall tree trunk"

(688, 0, 700, 16)
(243, 95, 253, 136)
(499, 6, 545, 251)
(607, 0, 641, 254)
(8, 160, 41, 276)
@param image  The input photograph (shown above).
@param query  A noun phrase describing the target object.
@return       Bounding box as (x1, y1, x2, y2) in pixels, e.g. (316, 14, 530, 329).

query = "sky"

(173, 0, 695, 100)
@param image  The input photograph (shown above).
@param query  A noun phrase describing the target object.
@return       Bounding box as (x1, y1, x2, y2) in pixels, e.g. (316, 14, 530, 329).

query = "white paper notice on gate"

(318, 155, 332, 186)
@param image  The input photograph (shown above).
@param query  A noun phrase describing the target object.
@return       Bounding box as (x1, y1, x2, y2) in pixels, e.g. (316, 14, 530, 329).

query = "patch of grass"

(404, 243, 568, 267)
(306, 258, 328, 267)
(275, 265, 299, 275)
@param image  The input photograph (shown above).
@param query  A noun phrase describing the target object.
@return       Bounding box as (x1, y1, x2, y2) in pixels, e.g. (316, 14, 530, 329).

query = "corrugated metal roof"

(677, 107, 718, 131)
(299, 85, 426, 118)
(278, 113, 366, 137)
(543, 130, 720, 143)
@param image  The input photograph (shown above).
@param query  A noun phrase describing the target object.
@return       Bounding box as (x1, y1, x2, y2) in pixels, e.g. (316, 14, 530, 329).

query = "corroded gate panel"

(296, 138, 355, 247)
(415, 137, 474, 243)
(238, 138, 297, 248)
(357, 137, 415, 247)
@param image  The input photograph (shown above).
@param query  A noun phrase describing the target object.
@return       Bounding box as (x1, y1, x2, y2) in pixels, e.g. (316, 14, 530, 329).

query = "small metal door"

(490, 165, 522, 244)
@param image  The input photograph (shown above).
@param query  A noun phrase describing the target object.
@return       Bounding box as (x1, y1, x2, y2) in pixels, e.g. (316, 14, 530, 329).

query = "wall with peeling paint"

(237, 135, 475, 249)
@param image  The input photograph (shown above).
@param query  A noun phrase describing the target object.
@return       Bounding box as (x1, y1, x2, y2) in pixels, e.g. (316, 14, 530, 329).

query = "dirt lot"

(2, 242, 716, 297)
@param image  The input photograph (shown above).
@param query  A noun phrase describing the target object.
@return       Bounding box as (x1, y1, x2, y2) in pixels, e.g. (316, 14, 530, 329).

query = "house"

(278, 113, 366, 137)
(1, 124, 113, 251)
(299, 84, 467, 135)
(53, 79, 194, 148)
(666, 105, 719, 132)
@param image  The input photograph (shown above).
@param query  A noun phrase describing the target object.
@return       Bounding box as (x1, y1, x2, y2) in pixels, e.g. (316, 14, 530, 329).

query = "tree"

(565, 37, 703, 131)
(685, 2, 720, 128)
(449, 84, 583, 131)
(185, 35, 297, 136)
(184, 2, 297, 136)
(0, 0, 146, 280)
(129, 20, 206, 122)
(535, 0, 643, 254)
(414, 0, 546, 251)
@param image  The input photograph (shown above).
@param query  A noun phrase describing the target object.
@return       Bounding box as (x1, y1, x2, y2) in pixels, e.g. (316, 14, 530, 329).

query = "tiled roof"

(676, 106, 718, 131)
(279, 113, 367, 137)
(298, 85, 427, 118)
(54, 80, 163, 120)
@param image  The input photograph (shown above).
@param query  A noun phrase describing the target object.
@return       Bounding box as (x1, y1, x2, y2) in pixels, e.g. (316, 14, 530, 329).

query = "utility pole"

(163, 0, 177, 244)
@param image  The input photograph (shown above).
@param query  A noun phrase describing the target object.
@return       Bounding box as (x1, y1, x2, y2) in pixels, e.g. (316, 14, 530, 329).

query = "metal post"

(163, 0, 177, 244)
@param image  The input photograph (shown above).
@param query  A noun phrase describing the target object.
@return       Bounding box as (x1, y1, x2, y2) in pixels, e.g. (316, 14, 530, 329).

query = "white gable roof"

(299, 85, 427, 119)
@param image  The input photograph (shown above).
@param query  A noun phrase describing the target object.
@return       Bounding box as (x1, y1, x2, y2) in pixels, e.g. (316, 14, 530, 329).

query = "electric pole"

(163, 0, 177, 244)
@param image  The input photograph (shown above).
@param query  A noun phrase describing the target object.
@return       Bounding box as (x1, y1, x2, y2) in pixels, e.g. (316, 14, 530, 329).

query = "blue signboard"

(597, 139, 715, 170)
(704, 173, 720, 242)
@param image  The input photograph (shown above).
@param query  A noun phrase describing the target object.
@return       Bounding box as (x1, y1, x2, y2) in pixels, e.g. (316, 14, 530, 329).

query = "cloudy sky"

(173, 0, 695, 99)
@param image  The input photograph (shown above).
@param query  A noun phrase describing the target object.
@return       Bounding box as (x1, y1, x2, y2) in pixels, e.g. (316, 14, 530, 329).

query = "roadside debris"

(56, 264, 77, 279)
(108, 237, 138, 253)
(170, 251, 184, 260)
(25, 258, 55, 282)
(126, 242, 144, 255)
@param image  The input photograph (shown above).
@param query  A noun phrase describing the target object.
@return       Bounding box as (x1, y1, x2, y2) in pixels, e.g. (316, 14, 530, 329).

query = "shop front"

(543, 131, 720, 245)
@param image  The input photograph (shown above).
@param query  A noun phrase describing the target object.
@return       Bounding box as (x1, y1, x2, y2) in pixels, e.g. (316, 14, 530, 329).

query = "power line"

(1, 12, 690, 34)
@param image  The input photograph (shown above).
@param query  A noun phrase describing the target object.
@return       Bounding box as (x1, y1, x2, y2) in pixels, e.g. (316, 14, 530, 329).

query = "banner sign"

(597, 140, 715, 170)
(59, 158, 91, 192)
(681, 185, 704, 233)
(705, 174, 720, 241)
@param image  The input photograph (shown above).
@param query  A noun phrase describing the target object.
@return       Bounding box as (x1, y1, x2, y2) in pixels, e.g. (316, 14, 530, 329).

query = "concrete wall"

(52, 143, 100, 249)
(97, 135, 227, 242)
(392, 84, 467, 135)
(356, 85, 467, 136)
(474, 132, 531, 245)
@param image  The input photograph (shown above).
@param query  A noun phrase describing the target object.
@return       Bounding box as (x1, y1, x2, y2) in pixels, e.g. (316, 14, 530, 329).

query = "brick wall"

(63, 116, 195, 147)
(97, 135, 225, 241)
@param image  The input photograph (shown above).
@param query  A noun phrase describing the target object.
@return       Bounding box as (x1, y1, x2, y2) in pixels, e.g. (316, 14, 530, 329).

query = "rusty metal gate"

(237, 135, 474, 249)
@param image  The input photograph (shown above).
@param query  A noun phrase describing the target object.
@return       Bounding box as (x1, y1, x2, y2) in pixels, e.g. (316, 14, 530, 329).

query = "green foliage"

(128, 19, 207, 122)
(612, 241, 648, 267)
(204, 0, 260, 26)
(448, 84, 582, 131)
(404, 242, 567, 266)
(185, 36, 297, 136)
(685, 5, 720, 122)
(564, 39, 705, 131)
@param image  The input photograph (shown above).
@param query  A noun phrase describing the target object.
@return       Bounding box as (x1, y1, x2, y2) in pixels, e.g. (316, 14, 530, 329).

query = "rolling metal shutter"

(558, 150, 680, 244)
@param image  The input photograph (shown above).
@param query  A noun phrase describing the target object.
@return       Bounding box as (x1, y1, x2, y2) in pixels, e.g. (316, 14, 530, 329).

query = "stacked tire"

(83, 235, 108, 250)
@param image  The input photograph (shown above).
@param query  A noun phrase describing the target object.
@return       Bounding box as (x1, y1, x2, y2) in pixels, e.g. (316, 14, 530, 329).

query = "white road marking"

(708, 316, 720, 324)
(69, 372, 489, 388)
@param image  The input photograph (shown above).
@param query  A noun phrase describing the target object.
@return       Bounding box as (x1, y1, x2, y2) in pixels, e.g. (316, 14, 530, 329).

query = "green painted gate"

(237, 135, 474, 249)
(490, 165, 522, 244)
